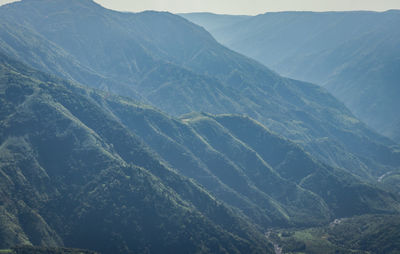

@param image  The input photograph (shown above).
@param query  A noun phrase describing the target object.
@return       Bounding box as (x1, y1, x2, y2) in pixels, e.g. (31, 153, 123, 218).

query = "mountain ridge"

(1, 0, 400, 183)
(181, 11, 400, 143)
(2, 2, 400, 251)
(0, 52, 273, 253)
(2, 51, 400, 252)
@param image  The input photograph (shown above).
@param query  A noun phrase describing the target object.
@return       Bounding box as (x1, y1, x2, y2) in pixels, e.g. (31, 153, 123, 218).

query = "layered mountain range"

(1, 0, 400, 253)
(182, 11, 400, 143)
(1, 47, 400, 253)
(1, 0, 400, 182)
(0, 53, 274, 253)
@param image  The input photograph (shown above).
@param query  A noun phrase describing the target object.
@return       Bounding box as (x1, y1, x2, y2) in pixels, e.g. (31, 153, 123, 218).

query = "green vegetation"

(271, 214, 400, 253)
(0, 1, 400, 253)
(107, 93, 400, 228)
(10, 246, 97, 254)
(0, 53, 273, 253)
(1, 46, 399, 253)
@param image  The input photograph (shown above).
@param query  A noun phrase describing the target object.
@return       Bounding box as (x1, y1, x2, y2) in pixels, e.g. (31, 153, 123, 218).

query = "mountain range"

(2, 44, 400, 253)
(181, 11, 400, 143)
(1, 0, 400, 184)
(1, 0, 400, 253)
(0, 52, 275, 253)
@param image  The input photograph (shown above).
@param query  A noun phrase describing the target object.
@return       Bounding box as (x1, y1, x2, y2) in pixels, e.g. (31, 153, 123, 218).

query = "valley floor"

(268, 214, 400, 253)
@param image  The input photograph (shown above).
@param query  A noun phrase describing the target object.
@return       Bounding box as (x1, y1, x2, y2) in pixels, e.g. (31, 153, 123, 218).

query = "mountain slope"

(181, 11, 400, 143)
(2, 51, 400, 252)
(1, 0, 399, 182)
(0, 53, 273, 253)
(102, 95, 400, 225)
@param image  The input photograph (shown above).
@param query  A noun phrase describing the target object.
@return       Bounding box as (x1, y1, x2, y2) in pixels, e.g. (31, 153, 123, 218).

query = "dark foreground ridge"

(7, 246, 98, 254)
(0, 53, 273, 253)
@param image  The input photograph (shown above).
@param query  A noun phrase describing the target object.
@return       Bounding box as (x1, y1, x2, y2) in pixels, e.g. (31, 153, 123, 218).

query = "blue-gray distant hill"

(181, 11, 400, 143)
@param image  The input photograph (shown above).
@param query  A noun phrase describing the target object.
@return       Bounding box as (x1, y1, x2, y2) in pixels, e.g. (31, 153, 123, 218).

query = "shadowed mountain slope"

(0, 53, 274, 254)
(109, 104, 400, 222)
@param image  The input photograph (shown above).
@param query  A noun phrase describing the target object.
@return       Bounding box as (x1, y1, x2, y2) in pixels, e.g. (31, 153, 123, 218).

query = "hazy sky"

(1, 0, 400, 15)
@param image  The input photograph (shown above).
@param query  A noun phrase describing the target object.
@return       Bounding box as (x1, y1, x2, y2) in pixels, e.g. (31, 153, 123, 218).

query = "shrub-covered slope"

(107, 101, 400, 224)
(0, 53, 273, 254)
(2, 52, 400, 253)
